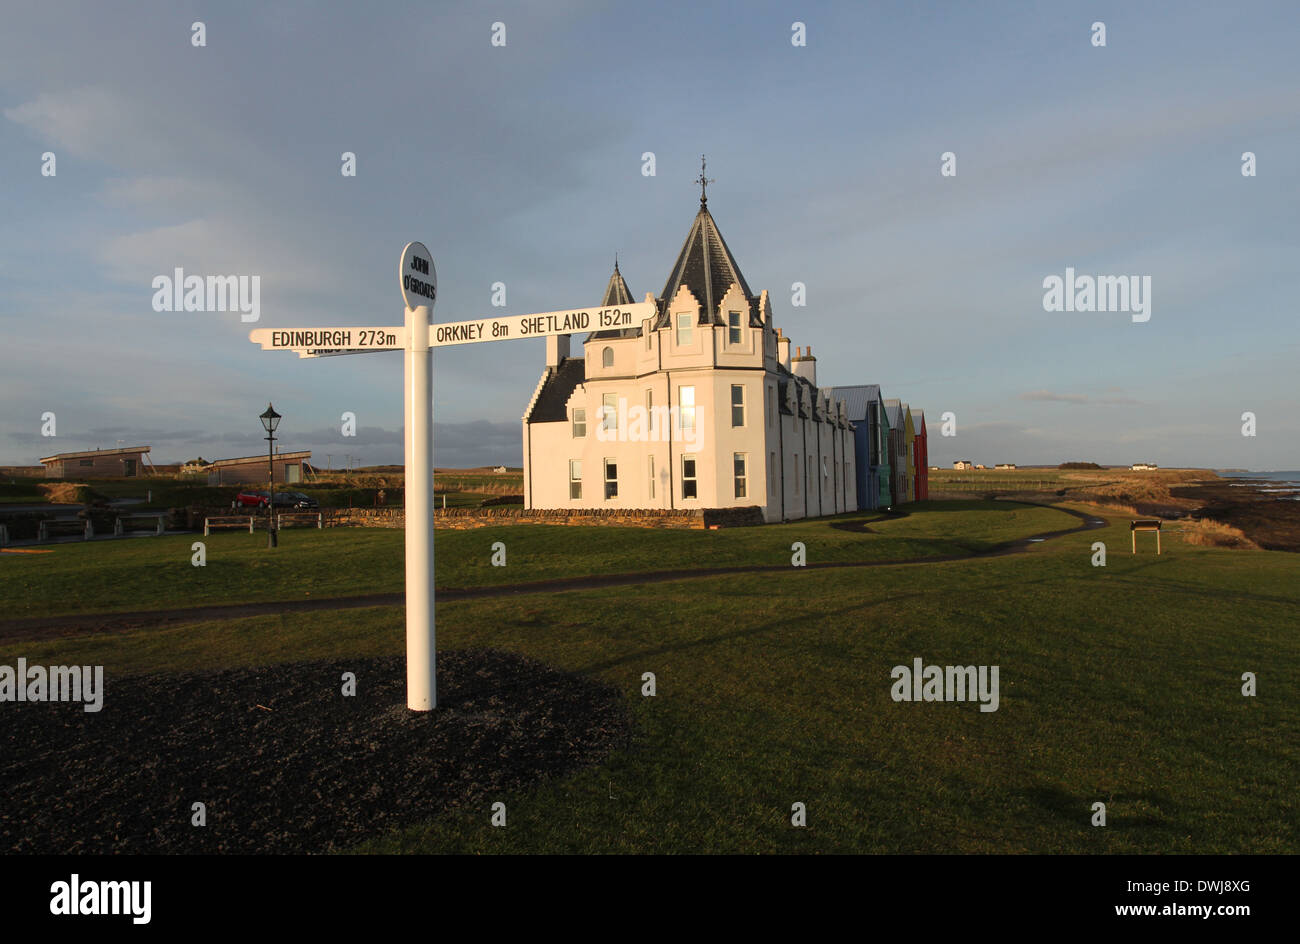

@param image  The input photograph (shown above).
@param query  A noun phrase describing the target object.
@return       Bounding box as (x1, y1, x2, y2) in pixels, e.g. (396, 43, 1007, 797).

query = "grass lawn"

(4, 505, 1295, 853)
(0, 501, 1072, 618)
(5, 509, 1294, 858)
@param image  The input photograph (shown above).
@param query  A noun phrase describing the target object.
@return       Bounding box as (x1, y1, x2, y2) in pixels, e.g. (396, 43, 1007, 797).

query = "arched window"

(602, 347, 614, 368)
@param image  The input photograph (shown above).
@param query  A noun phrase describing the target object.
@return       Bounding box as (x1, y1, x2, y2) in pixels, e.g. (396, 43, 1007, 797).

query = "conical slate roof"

(602, 260, 634, 306)
(657, 203, 755, 327)
(587, 258, 640, 341)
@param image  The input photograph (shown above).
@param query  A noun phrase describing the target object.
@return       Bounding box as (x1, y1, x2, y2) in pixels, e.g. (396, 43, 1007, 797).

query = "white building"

(522, 195, 856, 523)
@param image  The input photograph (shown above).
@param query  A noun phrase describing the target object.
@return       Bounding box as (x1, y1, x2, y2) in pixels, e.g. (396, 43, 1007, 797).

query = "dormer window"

(602, 346, 613, 368)
(728, 310, 742, 344)
(676, 313, 693, 346)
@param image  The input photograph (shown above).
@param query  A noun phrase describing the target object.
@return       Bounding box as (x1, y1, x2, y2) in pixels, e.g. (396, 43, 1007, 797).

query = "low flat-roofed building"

(206, 451, 313, 485)
(40, 446, 152, 479)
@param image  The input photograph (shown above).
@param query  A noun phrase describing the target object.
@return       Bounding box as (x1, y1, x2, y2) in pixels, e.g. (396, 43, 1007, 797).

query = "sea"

(1221, 470, 1300, 500)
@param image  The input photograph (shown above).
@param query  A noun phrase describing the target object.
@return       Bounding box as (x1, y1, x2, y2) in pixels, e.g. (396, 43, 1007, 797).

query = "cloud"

(3, 86, 246, 172)
(1020, 390, 1089, 404)
(1019, 390, 1142, 406)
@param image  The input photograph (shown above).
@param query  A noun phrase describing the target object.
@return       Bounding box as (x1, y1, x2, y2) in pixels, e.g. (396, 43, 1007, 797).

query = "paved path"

(0, 504, 1107, 642)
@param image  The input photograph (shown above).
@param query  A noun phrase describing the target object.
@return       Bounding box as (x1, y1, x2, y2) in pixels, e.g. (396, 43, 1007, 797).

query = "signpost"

(247, 242, 655, 710)
(400, 242, 436, 710)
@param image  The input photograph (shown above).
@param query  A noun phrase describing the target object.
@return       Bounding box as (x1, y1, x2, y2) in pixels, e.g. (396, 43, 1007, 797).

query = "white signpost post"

(248, 242, 654, 710)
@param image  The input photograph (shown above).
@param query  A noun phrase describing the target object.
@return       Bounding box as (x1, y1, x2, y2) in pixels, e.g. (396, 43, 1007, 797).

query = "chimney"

(546, 333, 570, 369)
(791, 344, 817, 386)
(777, 330, 791, 370)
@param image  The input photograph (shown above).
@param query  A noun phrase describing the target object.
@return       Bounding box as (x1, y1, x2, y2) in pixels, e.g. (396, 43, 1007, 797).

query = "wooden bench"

(38, 518, 92, 542)
(1131, 518, 1162, 554)
(114, 514, 167, 536)
(204, 515, 257, 536)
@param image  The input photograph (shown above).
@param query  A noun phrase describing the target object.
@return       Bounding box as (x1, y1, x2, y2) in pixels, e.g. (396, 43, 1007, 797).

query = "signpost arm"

(404, 303, 436, 709)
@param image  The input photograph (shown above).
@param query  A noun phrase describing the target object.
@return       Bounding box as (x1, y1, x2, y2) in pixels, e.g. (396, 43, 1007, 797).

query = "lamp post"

(260, 403, 281, 548)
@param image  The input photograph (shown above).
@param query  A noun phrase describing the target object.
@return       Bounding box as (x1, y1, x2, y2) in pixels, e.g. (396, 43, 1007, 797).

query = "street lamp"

(259, 403, 281, 548)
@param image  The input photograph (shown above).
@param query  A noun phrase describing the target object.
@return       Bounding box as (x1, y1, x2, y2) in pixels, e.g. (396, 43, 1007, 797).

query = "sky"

(2, 0, 1297, 471)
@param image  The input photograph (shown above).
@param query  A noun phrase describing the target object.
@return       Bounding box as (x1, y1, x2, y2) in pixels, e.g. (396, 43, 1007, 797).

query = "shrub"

(1181, 518, 1258, 549)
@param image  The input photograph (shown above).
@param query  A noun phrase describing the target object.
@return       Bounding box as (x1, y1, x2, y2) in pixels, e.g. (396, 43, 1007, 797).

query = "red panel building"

(910, 410, 928, 501)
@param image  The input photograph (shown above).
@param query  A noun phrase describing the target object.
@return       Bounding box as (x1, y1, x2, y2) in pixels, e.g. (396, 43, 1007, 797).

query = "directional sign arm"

(296, 348, 396, 359)
(249, 327, 407, 351)
(429, 301, 656, 347)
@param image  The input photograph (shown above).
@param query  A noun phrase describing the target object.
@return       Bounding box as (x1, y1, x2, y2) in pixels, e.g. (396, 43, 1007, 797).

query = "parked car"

(233, 490, 269, 508)
(273, 491, 319, 510)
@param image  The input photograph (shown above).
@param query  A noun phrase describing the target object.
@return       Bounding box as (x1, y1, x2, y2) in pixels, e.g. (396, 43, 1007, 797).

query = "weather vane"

(694, 154, 715, 205)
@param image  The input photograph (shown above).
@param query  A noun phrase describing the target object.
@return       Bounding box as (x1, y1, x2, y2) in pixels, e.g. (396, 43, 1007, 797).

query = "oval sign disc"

(399, 241, 437, 311)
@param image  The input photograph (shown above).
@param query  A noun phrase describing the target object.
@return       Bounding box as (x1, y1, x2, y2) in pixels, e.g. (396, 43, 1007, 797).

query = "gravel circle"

(1, 650, 631, 854)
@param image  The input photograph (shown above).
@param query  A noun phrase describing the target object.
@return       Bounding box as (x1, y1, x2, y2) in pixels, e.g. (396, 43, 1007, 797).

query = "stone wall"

(332, 505, 766, 530)
(179, 505, 767, 531)
(327, 508, 405, 529)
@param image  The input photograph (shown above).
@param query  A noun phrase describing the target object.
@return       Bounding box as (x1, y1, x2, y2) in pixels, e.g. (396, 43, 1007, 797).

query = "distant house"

(884, 399, 911, 503)
(975, 464, 986, 470)
(995, 463, 1016, 470)
(827, 384, 891, 510)
(40, 446, 152, 479)
(910, 409, 928, 501)
(206, 451, 313, 485)
(492, 465, 508, 473)
(954, 460, 973, 470)
(1130, 462, 1158, 471)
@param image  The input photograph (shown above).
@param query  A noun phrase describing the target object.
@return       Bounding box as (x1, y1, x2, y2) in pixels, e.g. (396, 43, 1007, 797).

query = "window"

(648, 455, 656, 499)
(794, 453, 800, 495)
(79, 459, 94, 467)
(572, 408, 586, 438)
(734, 453, 747, 499)
(646, 388, 653, 414)
(602, 346, 614, 368)
(823, 456, 829, 489)
(767, 386, 774, 428)
(569, 460, 582, 499)
(809, 456, 815, 494)
(769, 452, 776, 497)
(682, 455, 698, 499)
(604, 458, 618, 499)
(731, 384, 745, 427)
(602, 393, 618, 432)
(676, 312, 693, 346)
(679, 386, 695, 431)
(728, 310, 742, 344)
